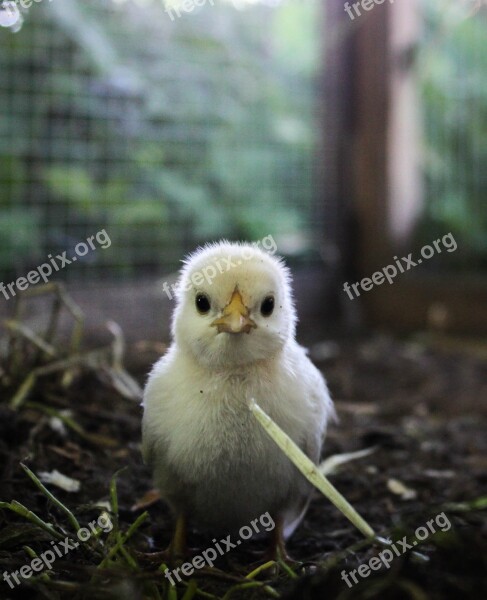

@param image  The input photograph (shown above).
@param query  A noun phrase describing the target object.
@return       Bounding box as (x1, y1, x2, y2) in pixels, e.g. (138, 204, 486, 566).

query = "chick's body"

(142, 242, 334, 545)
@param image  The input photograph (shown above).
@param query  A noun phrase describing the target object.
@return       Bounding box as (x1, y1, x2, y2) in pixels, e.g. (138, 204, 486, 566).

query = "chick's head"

(172, 241, 296, 369)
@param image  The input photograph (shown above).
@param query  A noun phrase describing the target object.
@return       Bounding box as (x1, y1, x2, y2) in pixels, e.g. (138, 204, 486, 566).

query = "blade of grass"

(178, 581, 218, 599)
(4, 319, 58, 358)
(97, 511, 148, 569)
(222, 581, 280, 600)
(276, 558, 298, 579)
(116, 534, 138, 569)
(0, 501, 64, 541)
(168, 581, 178, 600)
(109, 467, 127, 531)
(25, 402, 117, 447)
(23, 546, 51, 582)
(245, 560, 276, 580)
(21, 463, 80, 532)
(319, 446, 377, 476)
(249, 399, 376, 540)
(181, 580, 197, 600)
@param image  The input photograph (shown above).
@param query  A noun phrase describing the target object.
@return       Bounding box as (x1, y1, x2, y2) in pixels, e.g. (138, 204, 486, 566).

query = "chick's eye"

(260, 295, 275, 317)
(195, 293, 211, 314)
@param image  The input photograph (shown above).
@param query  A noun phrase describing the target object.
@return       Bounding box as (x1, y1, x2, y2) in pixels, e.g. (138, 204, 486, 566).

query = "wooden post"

(324, 0, 487, 333)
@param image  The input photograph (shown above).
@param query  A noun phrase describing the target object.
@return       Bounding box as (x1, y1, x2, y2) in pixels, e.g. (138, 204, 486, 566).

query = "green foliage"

(0, 0, 321, 277)
(418, 0, 487, 268)
(0, 209, 42, 271)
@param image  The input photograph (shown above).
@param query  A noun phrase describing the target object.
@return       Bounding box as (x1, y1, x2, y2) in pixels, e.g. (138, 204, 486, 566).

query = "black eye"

(261, 295, 275, 317)
(195, 293, 211, 314)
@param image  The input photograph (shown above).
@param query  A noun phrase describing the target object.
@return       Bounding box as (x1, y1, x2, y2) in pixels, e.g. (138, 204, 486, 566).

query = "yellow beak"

(211, 288, 256, 334)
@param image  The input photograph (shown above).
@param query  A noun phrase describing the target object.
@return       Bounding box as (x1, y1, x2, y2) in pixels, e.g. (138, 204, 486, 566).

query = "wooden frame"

(324, 0, 487, 334)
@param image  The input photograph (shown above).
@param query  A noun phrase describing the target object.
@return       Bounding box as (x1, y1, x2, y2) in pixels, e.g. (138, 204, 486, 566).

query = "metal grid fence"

(0, 0, 325, 283)
(1, 0, 486, 289)
(417, 0, 487, 270)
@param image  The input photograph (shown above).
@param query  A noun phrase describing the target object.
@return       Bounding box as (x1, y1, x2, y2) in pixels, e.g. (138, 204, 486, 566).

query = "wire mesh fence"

(0, 0, 325, 284)
(0, 0, 486, 291)
(416, 0, 487, 270)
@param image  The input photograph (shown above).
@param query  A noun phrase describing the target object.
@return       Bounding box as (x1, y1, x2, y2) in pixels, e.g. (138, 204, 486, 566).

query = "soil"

(0, 333, 486, 600)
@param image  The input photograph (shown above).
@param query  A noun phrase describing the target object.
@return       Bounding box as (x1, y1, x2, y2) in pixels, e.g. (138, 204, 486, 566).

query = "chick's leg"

(135, 514, 187, 567)
(169, 513, 187, 560)
(265, 516, 295, 564)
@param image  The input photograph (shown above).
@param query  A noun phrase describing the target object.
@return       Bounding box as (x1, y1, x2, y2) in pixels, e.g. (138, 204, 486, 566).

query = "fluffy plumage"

(142, 241, 335, 551)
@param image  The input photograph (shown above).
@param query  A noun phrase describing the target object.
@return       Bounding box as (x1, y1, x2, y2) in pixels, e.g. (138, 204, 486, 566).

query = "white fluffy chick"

(142, 241, 335, 559)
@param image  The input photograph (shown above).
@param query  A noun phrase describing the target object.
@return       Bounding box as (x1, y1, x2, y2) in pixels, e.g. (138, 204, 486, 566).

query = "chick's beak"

(211, 288, 256, 334)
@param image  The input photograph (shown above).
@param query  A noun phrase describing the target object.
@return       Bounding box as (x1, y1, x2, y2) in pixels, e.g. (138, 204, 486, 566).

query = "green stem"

(250, 399, 376, 540)
(21, 463, 80, 532)
(0, 500, 64, 541)
(97, 511, 148, 569)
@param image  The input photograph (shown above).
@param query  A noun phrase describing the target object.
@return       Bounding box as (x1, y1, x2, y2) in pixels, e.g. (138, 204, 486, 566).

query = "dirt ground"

(0, 332, 486, 600)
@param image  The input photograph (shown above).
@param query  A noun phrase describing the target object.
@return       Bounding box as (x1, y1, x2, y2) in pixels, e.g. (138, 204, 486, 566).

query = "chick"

(142, 241, 335, 559)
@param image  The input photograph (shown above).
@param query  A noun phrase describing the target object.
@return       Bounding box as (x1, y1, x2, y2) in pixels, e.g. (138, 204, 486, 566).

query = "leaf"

(38, 470, 81, 493)
(319, 447, 378, 476)
(43, 166, 99, 214)
(387, 478, 418, 501)
(130, 489, 161, 512)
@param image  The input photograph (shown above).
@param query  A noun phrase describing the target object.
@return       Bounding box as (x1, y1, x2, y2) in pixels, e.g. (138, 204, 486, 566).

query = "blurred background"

(0, 0, 486, 349)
